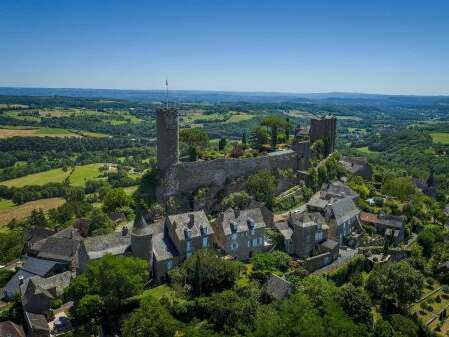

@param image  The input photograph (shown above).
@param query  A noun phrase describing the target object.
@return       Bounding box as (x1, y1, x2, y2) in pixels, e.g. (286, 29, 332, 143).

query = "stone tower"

(157, 107, 179, 171)
(309, 116, 337, 156)
(131, 216, 154, 272)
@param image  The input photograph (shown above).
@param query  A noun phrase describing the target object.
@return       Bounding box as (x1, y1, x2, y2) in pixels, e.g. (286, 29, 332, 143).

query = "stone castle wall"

(159, 149, 300, 198)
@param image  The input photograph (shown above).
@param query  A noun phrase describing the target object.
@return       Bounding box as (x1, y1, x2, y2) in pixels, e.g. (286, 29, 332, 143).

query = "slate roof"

(152, 232, 179, 262)
(83, 231, 131, 260)
(321, 181, 359, 200)
(0, 320, 26, 337)
(24, 311, 49, 332)
(3, 257, 62, 299)
(21, 271, 72, 306)
(220, 208, 266, 236)
(168, 210, 214, 241)
(274, 221, 293, 240)
(329, 197, 360, 225)
(263, 274, 293, 301)
(307, 192, 329, 210)
(320, 239, 339, 251)
(25, 227, 55, 245)
(37, 237, 80, 262)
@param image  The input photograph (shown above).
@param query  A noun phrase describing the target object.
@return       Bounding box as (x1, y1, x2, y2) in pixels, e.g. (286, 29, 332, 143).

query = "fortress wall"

(161, 150, 299, 197)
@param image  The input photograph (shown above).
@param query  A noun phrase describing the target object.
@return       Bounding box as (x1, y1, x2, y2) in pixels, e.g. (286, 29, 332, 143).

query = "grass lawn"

(34, 127, 75, 135)
(141, 284, 174, 299)
(0, 197, 65, 226)
(69, 164, 103, 186)
(123, 185, 138, 195)
(430, 132, 449, 144)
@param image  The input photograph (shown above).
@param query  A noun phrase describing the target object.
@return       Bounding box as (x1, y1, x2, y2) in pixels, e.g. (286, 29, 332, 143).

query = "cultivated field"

(431, 133, 449, 144)
(0, 197, 65, 226)
(0, 163, 104, 187)
(0, 127, 81, 138)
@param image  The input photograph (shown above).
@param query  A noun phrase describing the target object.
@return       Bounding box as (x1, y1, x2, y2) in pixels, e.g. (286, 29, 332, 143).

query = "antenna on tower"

(165, 78, 169, 109)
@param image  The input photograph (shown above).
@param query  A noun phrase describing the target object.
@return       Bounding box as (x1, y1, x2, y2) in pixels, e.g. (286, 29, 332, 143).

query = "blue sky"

(1, 0, 449, 94)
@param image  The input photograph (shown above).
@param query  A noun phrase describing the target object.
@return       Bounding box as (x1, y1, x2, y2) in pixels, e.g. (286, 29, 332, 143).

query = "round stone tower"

(131, 215, 154, 270)
(157, 107, 179, 171)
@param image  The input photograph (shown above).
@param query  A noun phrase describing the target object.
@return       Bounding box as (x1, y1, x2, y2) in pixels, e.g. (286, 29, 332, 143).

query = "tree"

(381, 176, 416, 201)
(246, 170, 277, 206)
(337, 284, 372, 326)
(311, 139, 325, 159)
(28, 208, 48, 227)
(221, 191, 252, 210)
(180, 127, 209, 149)
(366, 261, 424, 309)
(65, 255, 148, 326)
(89, 208, 114, 235)
(169, 249, 241, 296)
(189, 146, 198, 161)
(122, 296, 178, 337)
(249, 127, 269, 151)
(103, 188, 132, 213)
(261, 116, 291, 149)
(348, 176, 370, 199)
(242, 132, 247, 148)
(251, 251, 292, 283)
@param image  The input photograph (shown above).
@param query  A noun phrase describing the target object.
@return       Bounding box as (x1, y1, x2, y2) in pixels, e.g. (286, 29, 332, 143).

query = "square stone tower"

(309, 116, 337, 155)
(157, 107, 179, 171)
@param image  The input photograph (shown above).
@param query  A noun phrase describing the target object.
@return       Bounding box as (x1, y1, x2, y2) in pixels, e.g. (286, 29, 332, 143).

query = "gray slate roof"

(3, 257, 61, 299)
(320, 239, 339, 251)
(168, 210, 214, 241)
(330, 197, 360, 225)
(263, 274, 293, 300)
(25, 311, 49, 332)
(274, 221, 293, 240)
(152, 232, 179, 262)
(21, 272, 72, 307)
(321, 181, 358, 200)
(220, 208, 266, 236)
(37, 237, 80, 262)
(83, 231, 131, 260)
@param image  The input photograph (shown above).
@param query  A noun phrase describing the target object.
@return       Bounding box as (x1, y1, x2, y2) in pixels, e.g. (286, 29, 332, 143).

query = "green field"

(33, 127, 75, 135)
(0, 163, 104, 188)
(225, 113, 255, 123)
(430, 132, 449, 144)
(357, 146, 376, 154)
(69, 164, 104, 186)
(0, 199, 15, 209)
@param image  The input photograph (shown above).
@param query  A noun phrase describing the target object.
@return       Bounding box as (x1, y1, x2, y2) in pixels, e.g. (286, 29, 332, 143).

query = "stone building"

(154, 107, 337, 201)
(309, 115, 337, 156)
(213, 207, 266, 260)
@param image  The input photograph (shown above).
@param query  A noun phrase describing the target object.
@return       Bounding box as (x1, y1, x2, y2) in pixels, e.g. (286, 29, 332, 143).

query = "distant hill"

(0, 87, 448, 106)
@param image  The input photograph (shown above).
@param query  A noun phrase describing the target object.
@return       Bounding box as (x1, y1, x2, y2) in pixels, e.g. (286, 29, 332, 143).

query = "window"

(231, 233, 238, 240)
(252, 238, 258, 247)
(166, 260, 173, 271)
(250, 229, 255, 236)
(231, 242, 239, 251)
(258, 237, 263, 246)
(186, 240, 192, 252)
(247, 240, 251, 248)
(202, 236, 208, 248)
(315, 230, 323, 242)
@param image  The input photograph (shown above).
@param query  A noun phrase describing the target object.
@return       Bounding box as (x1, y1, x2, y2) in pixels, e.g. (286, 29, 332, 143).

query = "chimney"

(189, 213, 195, 228)
(122, 226, 129, 236)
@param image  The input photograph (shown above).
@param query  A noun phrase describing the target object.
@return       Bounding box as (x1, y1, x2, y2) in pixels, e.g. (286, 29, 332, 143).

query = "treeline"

(0, 136, 149, 153)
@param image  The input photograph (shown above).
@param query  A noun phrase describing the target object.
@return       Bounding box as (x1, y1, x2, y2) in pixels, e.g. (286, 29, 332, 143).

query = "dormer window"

(247, 218, 255, 230)
(230, 221, 238, 233)
(200, 224, 208, 236)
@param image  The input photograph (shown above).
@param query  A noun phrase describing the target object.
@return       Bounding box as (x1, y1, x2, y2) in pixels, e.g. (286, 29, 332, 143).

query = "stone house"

(263, 274, 294, 302)
(325, 197, 361, 244)
(213, 208, 266, 260)
(21, 271, 72, 315)
(24, 311, 50, 337)
(289, 212, 329, 258)
(273, 221, 293, 254)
